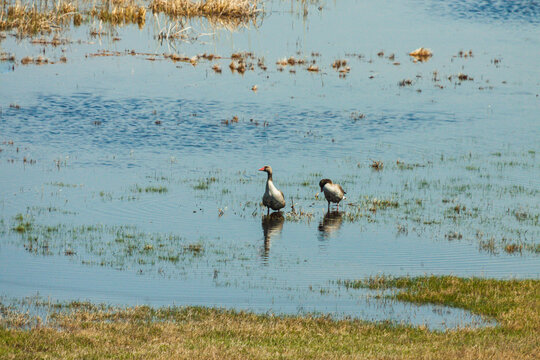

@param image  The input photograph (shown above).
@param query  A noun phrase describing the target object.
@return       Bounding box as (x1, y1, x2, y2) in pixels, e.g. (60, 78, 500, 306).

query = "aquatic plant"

(0, 0, 76, 36)
(150, 0, 261, 19)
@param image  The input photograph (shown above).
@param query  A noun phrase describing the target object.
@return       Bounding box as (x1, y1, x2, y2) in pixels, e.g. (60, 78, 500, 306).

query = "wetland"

(0, 0, 539, 357)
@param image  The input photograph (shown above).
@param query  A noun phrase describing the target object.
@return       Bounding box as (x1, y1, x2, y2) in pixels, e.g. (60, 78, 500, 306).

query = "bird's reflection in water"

(318, 211, 343, 241)
(261, 212, 284, 261)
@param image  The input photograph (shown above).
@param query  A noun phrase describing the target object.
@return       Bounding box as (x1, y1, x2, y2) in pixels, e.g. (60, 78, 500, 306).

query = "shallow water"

(0, 0, 539, 329)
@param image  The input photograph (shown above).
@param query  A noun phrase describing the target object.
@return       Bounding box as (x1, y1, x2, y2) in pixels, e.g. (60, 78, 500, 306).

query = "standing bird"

(319, 179, 346, 211)
(259, 165, 286, 215)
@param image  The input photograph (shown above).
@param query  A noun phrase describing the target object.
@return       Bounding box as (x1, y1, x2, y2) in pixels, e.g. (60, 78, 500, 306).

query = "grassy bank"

(1, 276, 538, 359)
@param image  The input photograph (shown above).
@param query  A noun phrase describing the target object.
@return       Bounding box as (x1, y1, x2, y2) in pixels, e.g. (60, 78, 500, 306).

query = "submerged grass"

(1, 277, 538, 359)
(337, 275, 539, 332)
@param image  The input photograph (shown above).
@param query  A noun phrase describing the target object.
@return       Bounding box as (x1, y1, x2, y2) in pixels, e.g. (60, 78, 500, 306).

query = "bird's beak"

(258, 167, 265, 171)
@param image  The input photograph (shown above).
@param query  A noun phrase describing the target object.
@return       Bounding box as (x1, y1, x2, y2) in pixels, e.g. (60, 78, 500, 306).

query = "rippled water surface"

(0, 0, 539, 329)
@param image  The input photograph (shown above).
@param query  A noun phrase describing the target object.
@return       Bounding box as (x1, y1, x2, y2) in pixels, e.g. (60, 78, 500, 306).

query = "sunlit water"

(0, 0, 539, 329)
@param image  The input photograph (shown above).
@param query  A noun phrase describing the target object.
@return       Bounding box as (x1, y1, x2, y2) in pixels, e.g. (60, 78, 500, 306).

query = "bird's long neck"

(267, 172, 273, 182)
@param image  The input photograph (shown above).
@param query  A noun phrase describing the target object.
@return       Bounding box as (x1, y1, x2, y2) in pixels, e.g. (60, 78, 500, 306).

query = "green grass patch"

(0, 277, 538, 359)
(133, 185, 168, 193)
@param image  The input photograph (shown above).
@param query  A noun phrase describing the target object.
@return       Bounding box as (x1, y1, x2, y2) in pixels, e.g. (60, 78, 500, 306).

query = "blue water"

(0, 0, 539, 329)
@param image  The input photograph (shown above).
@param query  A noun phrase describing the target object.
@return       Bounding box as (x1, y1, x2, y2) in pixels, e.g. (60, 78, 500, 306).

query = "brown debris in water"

(338, 66, 350, 78)
(88, 50, 122, 57)
(370, 160, 383, 170)
(456, 49, 473, 58)
(398, 79, 413, 87)
(409, 47, 432, 62)
(307, 64, 319, 72)
(276, 56, 305, 66)
(20, 55, 51, 65)
(200, 53, 220, 60)
(222, 116, 239, 125)
(212, 64, 222, 73)
(331, 59, 347, 69)
(31, 36, 69, 46)
(257, 58, 266, 70)
(0, 52, 16, 62)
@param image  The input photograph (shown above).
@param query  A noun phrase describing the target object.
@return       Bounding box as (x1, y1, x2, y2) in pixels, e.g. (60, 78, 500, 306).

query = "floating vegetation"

(193, 176, 217, 190)
(409, 47, 432, 62)
(398, 78, 413, 86)
(0, 52, 15, 61)
(7, 214, 211, 271)
(276, 56, 305, 66)
(349, 112, 365, 121)
(331, 59, 346, 69)
(396, 160, 426, 170)
(221, 115, 239, 125)
(370, 160, 383, 170)
(12, 213, 33, 233)
(456, 49, 473, 58)
(132, 184, 169, 193)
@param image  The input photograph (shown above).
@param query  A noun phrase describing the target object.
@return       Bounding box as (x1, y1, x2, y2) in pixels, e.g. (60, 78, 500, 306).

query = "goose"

(319, 179, 346, 211)
(259, 165, 286, 215)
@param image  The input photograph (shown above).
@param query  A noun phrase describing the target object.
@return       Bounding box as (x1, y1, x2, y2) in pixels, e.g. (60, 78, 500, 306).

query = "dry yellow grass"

(1, 277, 538, 359)
(0, 1, 76, 36)
(90, 0, 147, 26)
(0, 0, 260, 37)
(150, 0, 261, 18)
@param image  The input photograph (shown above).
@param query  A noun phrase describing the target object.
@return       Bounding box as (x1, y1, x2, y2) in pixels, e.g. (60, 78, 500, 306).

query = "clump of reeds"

(90, 0, 147, 27)
(1, 0, 77, 37)
(150, 0, 261, 19)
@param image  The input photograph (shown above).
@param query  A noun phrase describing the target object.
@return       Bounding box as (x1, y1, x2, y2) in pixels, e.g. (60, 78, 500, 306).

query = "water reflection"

(318, 211, 343, 241)
(261, 213, 285, 260)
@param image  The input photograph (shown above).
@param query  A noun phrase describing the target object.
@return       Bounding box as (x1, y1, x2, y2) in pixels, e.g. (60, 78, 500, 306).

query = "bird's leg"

(267, 207, 270, 216)
(327, 201, 330, 212)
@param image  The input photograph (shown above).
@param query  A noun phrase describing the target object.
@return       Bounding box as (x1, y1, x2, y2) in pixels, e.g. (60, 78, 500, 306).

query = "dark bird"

(319, 178, 346, 211)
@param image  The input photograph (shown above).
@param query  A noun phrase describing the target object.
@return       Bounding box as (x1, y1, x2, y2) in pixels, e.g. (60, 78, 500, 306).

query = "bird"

(319, 179, 346, 211)
(259, 165, 286, 215)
